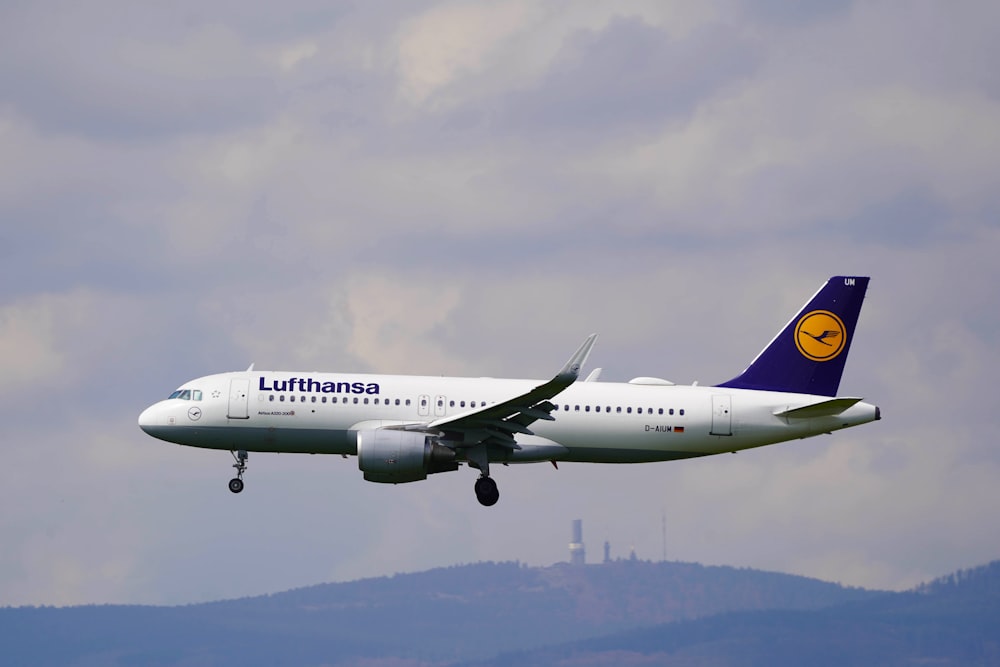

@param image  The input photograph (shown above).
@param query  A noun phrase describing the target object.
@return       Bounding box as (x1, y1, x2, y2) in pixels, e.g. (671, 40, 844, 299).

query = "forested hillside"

(1, 559, 875, 666)
(466, 560, 1000, 667)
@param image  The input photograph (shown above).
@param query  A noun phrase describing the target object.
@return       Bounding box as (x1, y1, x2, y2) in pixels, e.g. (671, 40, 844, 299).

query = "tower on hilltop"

(569, 519, 585, 566)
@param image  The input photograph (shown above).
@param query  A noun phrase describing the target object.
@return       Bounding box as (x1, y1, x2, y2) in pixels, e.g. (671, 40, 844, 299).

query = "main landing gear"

(229, 450, 248, 494)
(465, 444, 499, 506)
(474, 475, 499, 506)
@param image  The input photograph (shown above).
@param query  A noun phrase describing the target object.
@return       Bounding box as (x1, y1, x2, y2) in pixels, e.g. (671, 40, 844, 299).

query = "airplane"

(138, 276, 880, 506)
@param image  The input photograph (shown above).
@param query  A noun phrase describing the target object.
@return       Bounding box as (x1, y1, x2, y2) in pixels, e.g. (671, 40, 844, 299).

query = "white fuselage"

(138, 371, 879, 465)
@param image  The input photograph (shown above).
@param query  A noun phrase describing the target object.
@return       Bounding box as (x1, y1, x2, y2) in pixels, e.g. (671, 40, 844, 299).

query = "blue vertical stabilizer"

(717, 276, 869, 397)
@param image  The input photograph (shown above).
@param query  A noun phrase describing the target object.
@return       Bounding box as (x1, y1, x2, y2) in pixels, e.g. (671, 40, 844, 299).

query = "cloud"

(395, 1, 541, 107)
(491, 16, 761, 140)
(0, 295, 68, 390)
(0, 290, 136, 397)
(0, 2, 357, 140)
(345, 274, 466, 374)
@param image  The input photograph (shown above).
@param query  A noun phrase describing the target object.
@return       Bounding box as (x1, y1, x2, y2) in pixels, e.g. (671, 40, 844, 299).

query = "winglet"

(556, 334, 598, 384)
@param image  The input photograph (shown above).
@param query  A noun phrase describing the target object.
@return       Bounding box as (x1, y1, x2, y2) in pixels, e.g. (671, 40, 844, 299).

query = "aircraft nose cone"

(138, 404, 160, 434)
(138, 402, 181, 443)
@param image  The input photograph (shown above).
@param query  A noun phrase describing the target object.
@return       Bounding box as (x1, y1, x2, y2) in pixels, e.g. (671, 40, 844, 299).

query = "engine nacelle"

(356, 429, 458, 484)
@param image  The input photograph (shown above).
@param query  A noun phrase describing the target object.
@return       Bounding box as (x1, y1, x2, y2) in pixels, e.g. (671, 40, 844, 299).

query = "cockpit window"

(192, 390, 202, 401)
(168, 389, 193, 400)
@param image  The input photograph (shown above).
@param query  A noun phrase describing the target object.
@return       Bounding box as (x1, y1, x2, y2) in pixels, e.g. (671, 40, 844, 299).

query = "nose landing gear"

(229, 450, 248, 493)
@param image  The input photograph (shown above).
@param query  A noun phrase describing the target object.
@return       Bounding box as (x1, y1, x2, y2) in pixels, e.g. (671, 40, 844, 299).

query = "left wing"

(393, 334, 597, 450)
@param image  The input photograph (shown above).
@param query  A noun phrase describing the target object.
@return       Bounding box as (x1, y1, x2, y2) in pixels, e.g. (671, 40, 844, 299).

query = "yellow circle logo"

(794, 310, 846, 362)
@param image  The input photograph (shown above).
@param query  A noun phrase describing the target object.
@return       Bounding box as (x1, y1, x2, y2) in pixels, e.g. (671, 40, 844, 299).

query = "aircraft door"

(228, 378, 250, 419)
(418, 394, 430, 417)
(434, 395, 447, 417)
(710, 394, 732, 436)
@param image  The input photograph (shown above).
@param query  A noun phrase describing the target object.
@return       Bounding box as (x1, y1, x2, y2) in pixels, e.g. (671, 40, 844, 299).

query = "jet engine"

(356, 429, 458, 483)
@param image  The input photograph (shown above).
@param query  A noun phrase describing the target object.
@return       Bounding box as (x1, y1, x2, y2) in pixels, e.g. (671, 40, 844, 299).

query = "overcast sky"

(2, 0, 998, 606)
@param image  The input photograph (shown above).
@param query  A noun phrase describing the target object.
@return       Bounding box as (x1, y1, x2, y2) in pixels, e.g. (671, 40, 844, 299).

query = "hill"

(466, 560, 1000, 667)
(0, 559, 875, 666)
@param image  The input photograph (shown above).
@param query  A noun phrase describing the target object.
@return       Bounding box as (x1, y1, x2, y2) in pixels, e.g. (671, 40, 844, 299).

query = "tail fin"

(717, 276, 869, 396)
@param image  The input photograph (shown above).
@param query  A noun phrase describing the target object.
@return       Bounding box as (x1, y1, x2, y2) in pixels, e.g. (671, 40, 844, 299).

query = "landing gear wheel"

(229, 449, 248, 494)
(474, 476, 500, 507)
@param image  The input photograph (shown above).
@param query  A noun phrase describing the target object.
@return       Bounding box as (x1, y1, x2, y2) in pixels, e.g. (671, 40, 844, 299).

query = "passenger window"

(395, 399, 400, 406)
(290, 396, 296, 403)
(322, 397, 327, 403)
(280, 395, 285, 402)
(269, 395, 274, 402)
(627, 407, 632, 414)
(616, 407, 622, 413)
(637, 407, 642, 414)
(669, 408, 674, 415)
(680, 409, 685, 416)
(585, 406, 591, 412)
(353, 397, 359, 404)
(406, 399, 411, 406)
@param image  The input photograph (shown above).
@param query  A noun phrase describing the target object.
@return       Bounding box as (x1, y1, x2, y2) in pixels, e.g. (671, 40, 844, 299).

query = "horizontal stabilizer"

(774, 397, 863, 419)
